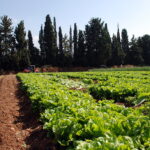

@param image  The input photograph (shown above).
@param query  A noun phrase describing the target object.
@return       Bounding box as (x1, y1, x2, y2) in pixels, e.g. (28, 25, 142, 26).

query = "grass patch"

(89, 66, 150, 72)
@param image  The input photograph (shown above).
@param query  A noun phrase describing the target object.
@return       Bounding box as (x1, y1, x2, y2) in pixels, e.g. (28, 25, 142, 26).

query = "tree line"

(0, 15, 150, 71)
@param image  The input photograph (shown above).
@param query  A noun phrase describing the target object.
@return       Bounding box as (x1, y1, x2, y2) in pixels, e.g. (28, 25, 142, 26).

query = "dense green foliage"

(39, 25, 45, 65)
(110, 29, 124, 66)
(85, 19, 112, 66)
(69, 26, 73, 57)
(44, 15, 56, 65)
(73, 23, 78, 66)
(0, 16, 15, 70)
(77, 30, 86, 66)
(14, 21, 30, 70)
(17, 71, 150, 149)
(1, 15, 150, 71)
(121, 29, 129, 55)
(58, 27, 63, 66)
(28, 30, 40, 65)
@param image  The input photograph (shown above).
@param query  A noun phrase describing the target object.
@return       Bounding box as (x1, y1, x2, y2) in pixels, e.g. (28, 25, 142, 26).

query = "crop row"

(40, 72, 150, 106)
(17, 73, 150, 150)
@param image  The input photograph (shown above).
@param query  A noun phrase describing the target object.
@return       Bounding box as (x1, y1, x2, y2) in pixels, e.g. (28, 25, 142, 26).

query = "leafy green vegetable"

(17, 71, 150, 150)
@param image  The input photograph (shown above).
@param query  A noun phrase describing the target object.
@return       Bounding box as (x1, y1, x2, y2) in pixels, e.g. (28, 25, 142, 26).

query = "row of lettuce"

(47, 71, 150, 106)
(17, 72, 150, 150)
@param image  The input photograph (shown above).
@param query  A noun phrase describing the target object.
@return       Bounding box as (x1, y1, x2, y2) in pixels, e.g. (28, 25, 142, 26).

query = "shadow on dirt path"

(0, 75, 59, 150)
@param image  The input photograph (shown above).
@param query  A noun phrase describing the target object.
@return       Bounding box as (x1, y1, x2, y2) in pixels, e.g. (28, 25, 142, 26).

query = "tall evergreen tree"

(101, 24, 112, 65)
(28, 30, 34, 59)
(28, 31, 34, 49)
(62, 34, 72, 66)
(53, 17, 58, 58)
(53, 17, 57, 47)
(78, 30, 86, 66)
(58, 26, 64, 66)
(121, 29, 129, 64)
(1, 14, 150, 70)
(73, 23, 78, 65)
(69, 26, 73, 57)
(117, 26, 121, 44)
(10, 36, 18, 70)
(28, 30, 39, 65)
(116, 27, 125, 65)
(111, 34, 123, 65)
(126, 36, 144, 65)
(117, 26, 125, 65)
(85, 18, 111, 66)
(121, 29, 129, 54)
(138, 35, 150, 65)
(0, 16, 14, 70)
(111, 34, 117, 65)
(85, 18, 101, 66)
(44, 14, 56, 65)
(39, 25, 46, 65)
(15, 21, 30, 70)
(58, 27, 63, 55)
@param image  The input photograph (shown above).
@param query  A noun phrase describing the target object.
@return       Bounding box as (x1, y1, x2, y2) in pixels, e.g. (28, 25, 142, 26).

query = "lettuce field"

(17, 71, 150, 150)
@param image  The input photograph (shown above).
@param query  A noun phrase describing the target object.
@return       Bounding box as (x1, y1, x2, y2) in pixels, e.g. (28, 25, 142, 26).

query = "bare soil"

(0, 75, 58, 150)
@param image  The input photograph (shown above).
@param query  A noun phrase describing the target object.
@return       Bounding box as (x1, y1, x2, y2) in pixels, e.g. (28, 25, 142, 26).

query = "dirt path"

(0, 75, 57, 150)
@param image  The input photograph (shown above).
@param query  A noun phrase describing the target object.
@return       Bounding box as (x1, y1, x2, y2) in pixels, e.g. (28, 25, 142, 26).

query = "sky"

(1, 0, 150, 47)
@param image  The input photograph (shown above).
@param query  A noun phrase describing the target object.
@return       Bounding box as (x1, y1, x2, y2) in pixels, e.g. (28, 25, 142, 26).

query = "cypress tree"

(111, 34, 122, 65)
(73, 23, 78, 66)
(111, 34, 117, 65)
(62, 34, 72, 66)
(116, 27, 125, 65)
(78, 30, 86, 66)
(117, 26, 121, 44)
(28, 30, 39, 65)
(110, 29, 125, 66)
(15, 21, 30, 70)
(28, 30, 34, 60)
(58, 27, 63, 55)
(28, 31, 34, 49)
(39, 25, 46, 65)
(53, 17, 58, 60)
(69, 26, 73, 57)
(58, 26, 64, 66)
(44, 14, 55, 65)
(121, 29, 129, 54)
(53, 17, 57, 48)
(85, 24, 91, 66)
(121, 29, 129, 64)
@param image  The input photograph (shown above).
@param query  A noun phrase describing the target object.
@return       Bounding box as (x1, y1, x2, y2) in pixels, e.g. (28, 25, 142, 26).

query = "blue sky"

(1, 0, 150, 47)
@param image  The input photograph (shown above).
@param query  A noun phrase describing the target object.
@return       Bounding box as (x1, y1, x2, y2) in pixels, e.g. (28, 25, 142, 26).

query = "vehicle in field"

(23, 65, 39, 73)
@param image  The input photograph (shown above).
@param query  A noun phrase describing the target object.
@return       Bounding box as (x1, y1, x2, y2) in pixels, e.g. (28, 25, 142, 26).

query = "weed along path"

(0, 75, 56, 150)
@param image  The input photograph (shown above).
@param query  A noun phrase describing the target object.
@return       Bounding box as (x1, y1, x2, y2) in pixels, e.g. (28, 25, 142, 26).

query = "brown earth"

(0, 75, 59, 150)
